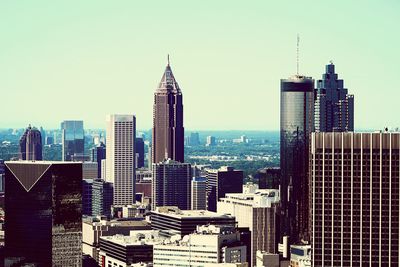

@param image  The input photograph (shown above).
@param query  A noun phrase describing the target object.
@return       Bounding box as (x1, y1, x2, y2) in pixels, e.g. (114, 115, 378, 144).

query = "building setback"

(4, 161, 82, 266)
(280, 75, 314, 242)
(310, 132, 400, 266)
(152, 159, 191, 210)
(151, 206, 236, 236)
(106, 114, 136, 206)
(152, 58, 184, 164)
(314, 62, 354, 132)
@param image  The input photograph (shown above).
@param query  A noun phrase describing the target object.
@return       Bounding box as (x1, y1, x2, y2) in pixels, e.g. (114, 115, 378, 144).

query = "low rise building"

(153, 225, 247, 266)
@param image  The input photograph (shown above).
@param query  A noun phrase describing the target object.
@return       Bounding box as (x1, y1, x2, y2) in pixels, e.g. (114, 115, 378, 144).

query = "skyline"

(1, 1, 399, 130)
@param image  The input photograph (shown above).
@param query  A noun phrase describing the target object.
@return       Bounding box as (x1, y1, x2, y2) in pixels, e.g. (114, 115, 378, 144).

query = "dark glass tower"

(19, 125, 43, 161)
(315, 62, 354, 132)
(135, 137, 145, 168)
(4, 161, 82, 266)
(280, 75, 314, 243)
(152, 58, 184, 164)
(61, 120, 84, 161)
(91, 142, 106, 178)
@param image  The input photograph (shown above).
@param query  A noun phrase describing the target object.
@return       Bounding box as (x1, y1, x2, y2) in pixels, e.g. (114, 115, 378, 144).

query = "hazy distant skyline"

(1, 1, 399, 130)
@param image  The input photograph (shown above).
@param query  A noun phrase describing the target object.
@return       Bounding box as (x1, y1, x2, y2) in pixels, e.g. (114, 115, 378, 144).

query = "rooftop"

(153, 206, 234, 219)
(101, 230, 167, 246)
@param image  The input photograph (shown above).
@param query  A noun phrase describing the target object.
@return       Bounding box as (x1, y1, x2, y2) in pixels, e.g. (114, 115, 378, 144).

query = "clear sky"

(1, 1, 399, 130)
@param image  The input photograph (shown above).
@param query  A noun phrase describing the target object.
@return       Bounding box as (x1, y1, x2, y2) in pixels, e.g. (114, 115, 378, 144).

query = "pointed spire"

(156, 56, 181, 94)
(167, 54, 170, 66)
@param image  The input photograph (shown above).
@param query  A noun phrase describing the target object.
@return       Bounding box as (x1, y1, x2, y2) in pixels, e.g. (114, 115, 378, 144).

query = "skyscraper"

(206, 166, 243, 212)
(310, 132, 399, 266)
(91, 142, 106, 178)
(4, 161, 82, 266)
(19, 125, 43, 161)
(152, 57, 184, 164)
(152, 159, 191, 210)
(315, 62, 354, 132)
(191, 177, 206, 210)
(280, 75, 314, 242)
(135, 137, 145, 168)
(106, 114, 136, 206)
(61, 120, 84, 161)
(92, 178, 113, 218)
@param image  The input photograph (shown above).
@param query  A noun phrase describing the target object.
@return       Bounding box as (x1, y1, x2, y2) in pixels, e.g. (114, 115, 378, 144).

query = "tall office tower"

(135, 137, 145, 168)
(191, 177, 207, 210)
(92, 178, 113, 218)
(82, 162, 98, 179)
(310, 132, 400, 266)
(4, 161, 82, 266)
(106, 115, 136, 206)
(206, 135, 216, 146)
(218, 186, 281, 266)
(280, 75, 314, 242)
(61, 120, 84, 161)
(152, 159, 191, 210)
(19, 125, 43, 160)
(206, 166, 243, 212)
(315, 62, 354, 132)
(91, 142, 106, 178)
(152, 58, 184, 164)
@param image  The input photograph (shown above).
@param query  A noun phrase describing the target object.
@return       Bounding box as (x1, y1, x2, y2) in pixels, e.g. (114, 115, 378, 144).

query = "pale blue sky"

(0, 1, 399, 130)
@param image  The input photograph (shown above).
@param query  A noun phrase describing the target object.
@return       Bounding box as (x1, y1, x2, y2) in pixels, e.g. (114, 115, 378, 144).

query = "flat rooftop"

(100, 230, 166, 246)
(153, 207, 234, 219)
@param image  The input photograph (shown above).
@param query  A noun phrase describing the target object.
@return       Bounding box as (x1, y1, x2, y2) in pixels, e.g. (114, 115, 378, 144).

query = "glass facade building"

(315, 62, 354, 132)
(4, 161, 82, 266)
(61, 120, 84, 161)
(280, 75, 314, 242)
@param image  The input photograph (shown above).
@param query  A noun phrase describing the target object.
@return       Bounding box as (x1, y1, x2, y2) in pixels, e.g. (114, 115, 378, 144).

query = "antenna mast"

(296, 34, 300, 76)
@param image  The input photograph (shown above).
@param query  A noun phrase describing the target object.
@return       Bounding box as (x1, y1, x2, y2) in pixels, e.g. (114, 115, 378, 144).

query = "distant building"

(218, 185, 280, 266)
(135, 137, 145, 168)
(190, 132, 200, 146)
(92, 178, 113, 218)
(45, 136, 54, 145)
(153, 225, 247, 266)
(280, 75, 314, 242)
(258, 167, 280, 189)
(106, 114, 136, 206)
(19, 125, 42, 160)
(83, 179, 93, 216)
(61, 120, 84, 161)
(151, 206, 236, 236)
(206, 166, 243, 212)
(91, 142, 106, 178)
(4, 161, 82, 266)
(191, 177, 206, 210)
(206, 135, 216, 146)
(314, 62, 354, 132)
(152, 159, 191, 210)
(99, 230, 169, 266)
(310, 132, 400, 266)
(152, 59, 184, 164)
